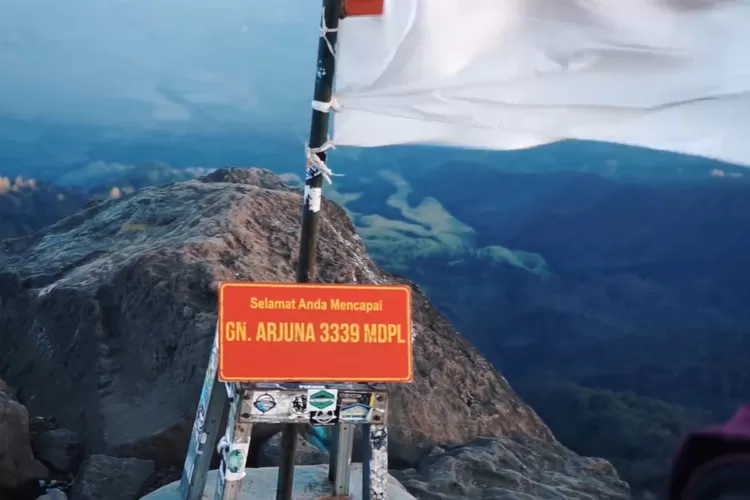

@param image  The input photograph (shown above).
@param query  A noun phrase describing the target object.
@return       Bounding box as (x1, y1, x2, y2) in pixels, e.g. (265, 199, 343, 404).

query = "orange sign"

(218, 282, 413, 383)
(343, 0, 384, 17)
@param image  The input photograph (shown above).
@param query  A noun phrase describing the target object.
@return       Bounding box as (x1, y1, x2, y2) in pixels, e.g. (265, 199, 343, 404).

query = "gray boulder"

(393, 436, 630, 499)
(70, 454, 154, 500)
(0, 385, 49, 490)
(257, 431, 329, 467)
(33, 428, 84, 473)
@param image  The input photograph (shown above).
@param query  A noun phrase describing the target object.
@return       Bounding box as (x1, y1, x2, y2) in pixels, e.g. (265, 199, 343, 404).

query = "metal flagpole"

(276, 1, 343, 499)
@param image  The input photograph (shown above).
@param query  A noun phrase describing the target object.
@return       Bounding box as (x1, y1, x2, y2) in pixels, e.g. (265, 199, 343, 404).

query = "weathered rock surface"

(70, 454, 154, 500)
(29, 416, 59, 442)
(0, 167, 625, 496)
(143, 464, 415, 500)
(393, 436, 630, 500)
(0, 380, 49, 490)
(257, 431, 329, 468)
(0, 377, 12, 398)
(0, 168, 551, 465)
(33, 428, 84, 473)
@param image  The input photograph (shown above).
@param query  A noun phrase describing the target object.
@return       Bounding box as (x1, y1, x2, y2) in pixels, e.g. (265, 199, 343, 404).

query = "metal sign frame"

(178, 336, 390, 500)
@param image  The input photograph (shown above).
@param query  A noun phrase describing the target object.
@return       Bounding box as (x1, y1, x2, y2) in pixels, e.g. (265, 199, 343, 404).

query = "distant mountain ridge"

(0, 175, 90, 239)
(3, 160, 748, 371)
(2, 158, 749, 496)
(2, 115, 749, 184)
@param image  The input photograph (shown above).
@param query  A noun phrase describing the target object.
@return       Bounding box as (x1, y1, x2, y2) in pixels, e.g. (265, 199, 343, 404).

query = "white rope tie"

(311, 96, 341, 114)
(311, 7, 343, 116)
(304, 6, 343, 186)
(217, 435, 230, 457)
(319, 6, 338, 58)
(305, 140, 336, 183)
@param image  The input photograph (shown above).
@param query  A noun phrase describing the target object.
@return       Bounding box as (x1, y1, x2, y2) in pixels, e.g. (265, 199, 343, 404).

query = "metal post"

(362, 424, 388, 500)
(333, 423, 355, 495)
(216, 385, 253, 500)
(276, 1, 343, 500)
(328, 425, 340, 482)
(180, 332, 227, 500)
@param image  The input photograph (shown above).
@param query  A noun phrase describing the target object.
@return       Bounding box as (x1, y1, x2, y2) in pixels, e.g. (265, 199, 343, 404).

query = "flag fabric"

(333, 0, 750, 166)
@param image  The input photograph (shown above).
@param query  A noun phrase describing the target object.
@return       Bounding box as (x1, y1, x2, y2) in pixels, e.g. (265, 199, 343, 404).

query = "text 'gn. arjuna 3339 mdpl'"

(218, 282, 413, 383)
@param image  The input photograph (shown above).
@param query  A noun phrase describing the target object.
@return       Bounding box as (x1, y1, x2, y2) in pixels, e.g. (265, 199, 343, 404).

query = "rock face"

(33, 428, 84, 474)
(0, 379, 49, 490)
(394, 436, 630, 499)
(70, 454, 155, 500)
(0, 168, 618, 494)
(257, 431, 329, 468)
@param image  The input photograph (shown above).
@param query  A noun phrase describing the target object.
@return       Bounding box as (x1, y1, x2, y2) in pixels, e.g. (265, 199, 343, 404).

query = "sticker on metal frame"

(224, 442, 249, 481)
(338, 391, 373, 406)
(193, 404, 206, 453)
(250, 391, 279, 416)
(307, 389, 338, 412)
(310, 409, 339, 426)
(339, 403, 372, 423)
(290, 393, 308, 418)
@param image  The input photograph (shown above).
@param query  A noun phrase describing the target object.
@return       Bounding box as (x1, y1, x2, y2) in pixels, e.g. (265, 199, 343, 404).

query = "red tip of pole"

(342, 0, 384, 17)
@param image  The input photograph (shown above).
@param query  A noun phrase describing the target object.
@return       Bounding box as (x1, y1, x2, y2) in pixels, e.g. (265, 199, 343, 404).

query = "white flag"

(333, 0, 750, 166)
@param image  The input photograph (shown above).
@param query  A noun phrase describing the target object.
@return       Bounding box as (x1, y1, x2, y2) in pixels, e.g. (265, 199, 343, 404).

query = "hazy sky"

(0, 0, 321, 128)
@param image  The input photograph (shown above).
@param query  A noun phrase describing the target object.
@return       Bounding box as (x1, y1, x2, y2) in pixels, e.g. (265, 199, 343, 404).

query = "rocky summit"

(0, 168, 628, 499)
